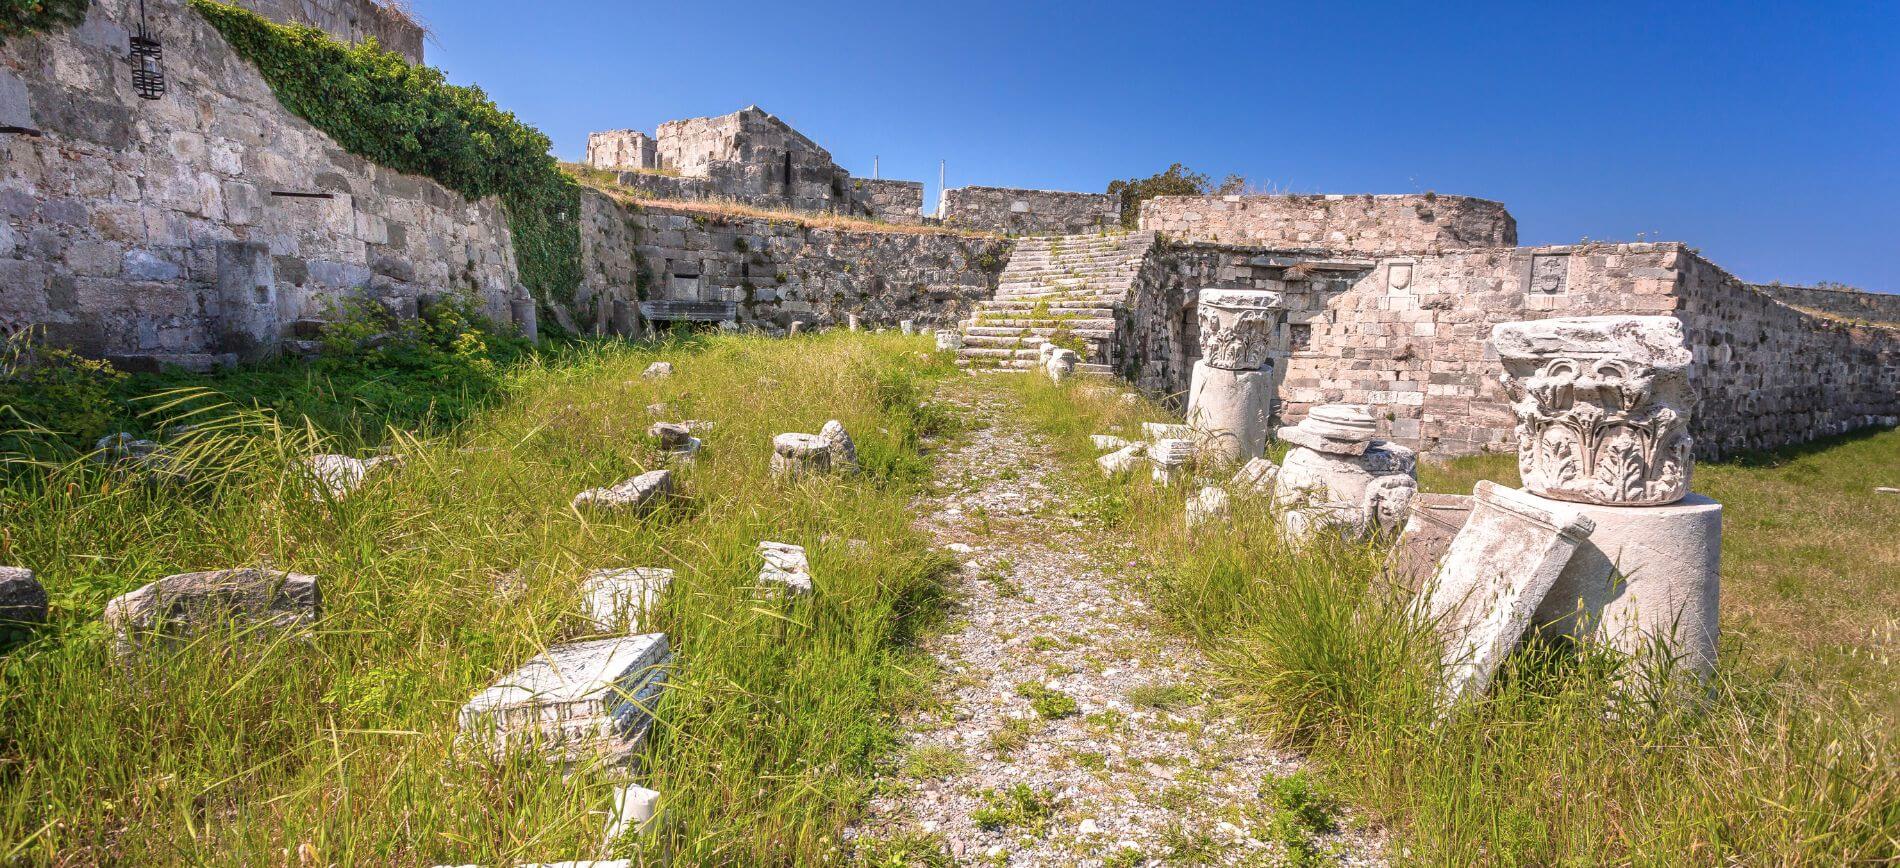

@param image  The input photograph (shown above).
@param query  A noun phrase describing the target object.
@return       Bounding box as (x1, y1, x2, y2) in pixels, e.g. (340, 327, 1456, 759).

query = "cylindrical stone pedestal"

(1185, 360, 1273, 464)
(1530, 493, 1723, 680)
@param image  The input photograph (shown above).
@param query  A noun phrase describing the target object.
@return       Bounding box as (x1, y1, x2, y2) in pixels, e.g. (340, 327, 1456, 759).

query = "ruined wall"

(650, 106, 857, 213)
(580, 196, 1008, 332)
(228, 0, 424, 63)
(939, 186, 1118, 236)
(1750, 283, 1900, 325)
(1124, 240, 1900, 460)
(0, 0, 523, 368)
(584, 130, 658, 172)
(851, 178, 924, 225)
(1140, 194, 1516, 254)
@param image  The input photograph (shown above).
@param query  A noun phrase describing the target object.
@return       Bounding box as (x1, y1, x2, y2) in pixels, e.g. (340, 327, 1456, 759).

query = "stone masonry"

(939, 186, 1119, 236)
(850, 178, 925, 225)
(1141, 193, 1517, 254)
(228, 0, 423, 64)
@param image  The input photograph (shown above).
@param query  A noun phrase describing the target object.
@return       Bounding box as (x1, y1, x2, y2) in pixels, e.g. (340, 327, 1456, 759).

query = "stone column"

(1271, 404, 1417, 546)
(215, 241, 280, 362)
(510, 285, 538, 343)
(1185, 289, 1285, 464)
(1492, 316, 1721, 682)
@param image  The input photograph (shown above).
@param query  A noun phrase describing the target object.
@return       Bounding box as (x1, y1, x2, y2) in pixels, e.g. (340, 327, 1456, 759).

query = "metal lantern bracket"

(129, 0, 166, 101)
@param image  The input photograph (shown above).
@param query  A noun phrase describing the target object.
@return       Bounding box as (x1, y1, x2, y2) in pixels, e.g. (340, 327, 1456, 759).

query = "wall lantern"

(129, 0, 165, 101)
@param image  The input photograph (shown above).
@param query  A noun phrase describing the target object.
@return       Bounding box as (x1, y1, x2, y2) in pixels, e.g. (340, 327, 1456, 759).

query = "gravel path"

(847, 383, 1381, 866)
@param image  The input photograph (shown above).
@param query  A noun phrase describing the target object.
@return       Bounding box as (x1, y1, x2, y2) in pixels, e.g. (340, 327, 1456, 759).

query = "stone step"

(979, 299, 1119, 311)
(964, 325, 1116, 339)
(960, 334, 1114, 351)
(955, 358, 1117, 375)
(966, 317, 1117, 330)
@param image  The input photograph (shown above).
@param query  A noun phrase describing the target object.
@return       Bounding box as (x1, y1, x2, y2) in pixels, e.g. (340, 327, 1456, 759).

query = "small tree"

(1105, 163, 1218, 228)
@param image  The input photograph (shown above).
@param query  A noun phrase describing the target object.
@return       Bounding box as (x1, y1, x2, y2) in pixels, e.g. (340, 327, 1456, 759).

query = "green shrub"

(189, 1, 583, 316)
(0, 327, 127, 458)
(0, 0, 90, 43)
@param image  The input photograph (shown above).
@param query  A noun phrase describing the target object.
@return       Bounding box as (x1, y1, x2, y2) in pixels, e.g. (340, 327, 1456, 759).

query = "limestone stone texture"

(580, 568, 674, 634)
(1492, 316, 1696, 506)
(458, 634, 671, 762)
(1142, 423, 1192, 442)
(1149, 438, 1194, 486)
(1231, 457, 1279, 496)
(939, 186, 1119, 235)
(104, 568, 320, 655)
(936, 330, 962, 352)
(1139, 193, 1516, 253)
(758, 542, 814, 595)
(0, 567, 48, 627)
(1092, 435, 1135, 452)
(1422, 481, 1595, 703)
(572, 470, 673, 513)
(303, 453, 399, 500)
(1185, 289, 1286, 463)
(1271, 405, 1417, 543)
(1185, 486, 1231, 528)
(1384, 493, 1475, 592)
(1097, 444, 1146, 477)
(1532, 496, 1723, 681)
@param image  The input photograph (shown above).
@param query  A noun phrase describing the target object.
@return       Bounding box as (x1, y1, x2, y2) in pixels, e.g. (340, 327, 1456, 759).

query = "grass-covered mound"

(0, 332, 959, 864)
(990, 373, 1898, 865)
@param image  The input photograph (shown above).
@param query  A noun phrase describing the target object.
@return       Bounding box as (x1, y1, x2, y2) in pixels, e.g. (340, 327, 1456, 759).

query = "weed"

(970, 783, 1057, 834)
(1015, 681, 1079, 719)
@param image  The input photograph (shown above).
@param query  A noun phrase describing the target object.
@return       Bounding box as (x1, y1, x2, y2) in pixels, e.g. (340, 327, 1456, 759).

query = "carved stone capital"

(1491, 316, 1695, 506)
(1195, 289, 1285, 371)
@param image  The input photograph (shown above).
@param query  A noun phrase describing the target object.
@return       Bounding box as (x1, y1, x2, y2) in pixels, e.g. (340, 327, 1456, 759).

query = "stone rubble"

(579, 568, 674, 634)
(641, 362, 674, 380)
(771, 421, 858, 479)
(0, 567, 48, 628)
(757, 542, 815, 595)
(1271, 404, 1417, 545)
(458, 634, 671, 762)
(302, 453, 401, 500)
(572, 470, 674, 513)
(103, 568, 321, 657)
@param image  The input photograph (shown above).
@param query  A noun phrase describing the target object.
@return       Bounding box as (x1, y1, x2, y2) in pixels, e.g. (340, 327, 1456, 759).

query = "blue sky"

(409, 0, 1897, 290)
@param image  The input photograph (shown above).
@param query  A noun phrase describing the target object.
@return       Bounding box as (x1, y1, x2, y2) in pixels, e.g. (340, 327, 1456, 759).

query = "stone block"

(572, 470, 673, 513)
(757, 542, 813, 595)
(580, 568, 674, 634)
(104, 568, 321, 656)
(642, 361, 673, 379)
(457, 634, 671, 761)
(302, 453, 400, 500)
(1097, 444, 1146, 477)
(0, 567, 48, 628)
(1421, 482, 1595, 703)
(1383, 493, 1474, 591)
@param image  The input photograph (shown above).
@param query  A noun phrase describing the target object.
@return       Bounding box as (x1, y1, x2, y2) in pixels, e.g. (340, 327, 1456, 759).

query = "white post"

(936, 159, 946, 219)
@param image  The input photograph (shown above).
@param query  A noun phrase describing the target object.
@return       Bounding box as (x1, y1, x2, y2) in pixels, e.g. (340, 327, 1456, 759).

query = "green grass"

(0, 331, 960, 865)
(989, 373, 1899, 865)
(969, 783, 1057, 834)
(1013, 681, 1079, 719)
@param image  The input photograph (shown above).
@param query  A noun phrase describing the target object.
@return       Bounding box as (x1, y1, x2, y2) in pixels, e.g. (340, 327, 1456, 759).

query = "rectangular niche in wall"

(1289, 323, 1313, 353)
(1528, 253, 1569, 295)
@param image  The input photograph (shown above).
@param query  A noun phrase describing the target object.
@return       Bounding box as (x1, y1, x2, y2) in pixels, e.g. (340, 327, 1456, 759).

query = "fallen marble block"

(771, 433, 833, 479)
(757, 542, 814, 595)
(1149, 438, 1195, 486)
(647, 423, 692, 450)
(303, 453, 400, 500)
(573, 470, 673, 513)
(603, 784, 661, 849)
(1421, 481, 1595, 704)
(641, 362, 673, 380)
(1045, 348, 1081, 384)
(1097, 444, 1147, 477)
(580, 568, 674, 633)
(0, 567, 48, 628)
(819, 420, 859, 473)
(104, 568, 320, 656)
(1092, 435, 1135, 452)
(458, 634, 671, 762)
(1384, 493, 1475, 591)
(1142, 422, 1193, 442)
(900, 319, 915, 335)
(1185, 486, 1231, 528)
(1231, 457, 1278, 496)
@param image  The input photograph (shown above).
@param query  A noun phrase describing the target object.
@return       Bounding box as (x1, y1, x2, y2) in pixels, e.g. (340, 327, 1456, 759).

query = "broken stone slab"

(603, 785, 661, 850)
(1276, 404, 1377, 456)
(303, 453, 400, 500)
(104, 568, 320, 656)
(580, 568, 674, 634)
(900, 320, 916, 335)
(1142, 422, 1193, 442)
(757, 542, 814, 595)
(1421, 481, 1596, 704)
(1231, 457, 1279, 496)
(771, 433, 832, 479)
(819, 420, 858, 472)
(0, 567, 48, 628)
(1878, 487, 1900, 495)
(1492, 316, 1695, 507)
(1097, 444, 1147, 477)
(641, 362, 673, 380)
(1185, 486, 1231, 528)
(647, 423, 692, 450)
(458, 634, 671, 762)
(572, 470, 673, 513)
(936, 331, 962, 352)
(1046, 348, 1081, 384)
(1091, 435, 1135, 452)
(1384, 493, 1475, 592)
(1149, 439, 1195, 486)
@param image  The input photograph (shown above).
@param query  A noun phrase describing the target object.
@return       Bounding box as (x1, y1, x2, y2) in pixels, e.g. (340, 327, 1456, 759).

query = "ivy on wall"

(0, 0, 91, 43)
(189, 0, 582, 319)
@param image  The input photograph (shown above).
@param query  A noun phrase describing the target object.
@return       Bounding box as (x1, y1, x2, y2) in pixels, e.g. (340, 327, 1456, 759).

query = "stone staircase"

(955, 231, 1157, 374)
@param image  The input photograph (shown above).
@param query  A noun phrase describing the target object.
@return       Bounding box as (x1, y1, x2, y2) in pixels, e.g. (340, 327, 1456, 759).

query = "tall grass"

(0, 332, 958, 865)
(990, 374, 1899, 864)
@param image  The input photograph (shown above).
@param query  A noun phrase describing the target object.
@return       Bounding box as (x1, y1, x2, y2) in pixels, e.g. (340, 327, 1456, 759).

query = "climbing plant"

(189, 0, 582, 318)
(0, 0, 90, 43)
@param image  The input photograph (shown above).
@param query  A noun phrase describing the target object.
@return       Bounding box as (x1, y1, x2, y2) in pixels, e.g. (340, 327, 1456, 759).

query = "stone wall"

(1750, 283, 1900, 325)
(650, 106, 856, 214)
(1140, 194, 1517, 254)
(851, 179, 924, 225)
(580, 196, 1008, 333)
(1122, 240, 1900, 460)
(584, 130, 658, 172)
(939, 186, 1119, 236)
(229, 0, 424, 63)
(0, 0, 525, 368)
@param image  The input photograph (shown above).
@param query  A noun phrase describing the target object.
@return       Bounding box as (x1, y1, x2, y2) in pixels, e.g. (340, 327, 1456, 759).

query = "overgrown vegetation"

(0, 332, 962, 864)
(190, 1, 583, 316)
(1104, 163, 1245, 228)
(0, 0, 88, 43)
(992, 374, 1899, 864)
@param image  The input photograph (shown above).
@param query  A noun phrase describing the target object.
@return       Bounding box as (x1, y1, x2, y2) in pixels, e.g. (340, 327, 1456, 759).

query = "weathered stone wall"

(1750, 283, 1900, 325)
(0, 0, 523, 367)
(228, 0, 424, 63)
(581, 196, 1008, 332)
(651, 106, 856, 213)
(851, 179, 924, 225)
(1140, 194, 1517, 254)
(939, 186, 1118, 236)
(1123, 240, 1900, 460)
(584, 130, 658, 172)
